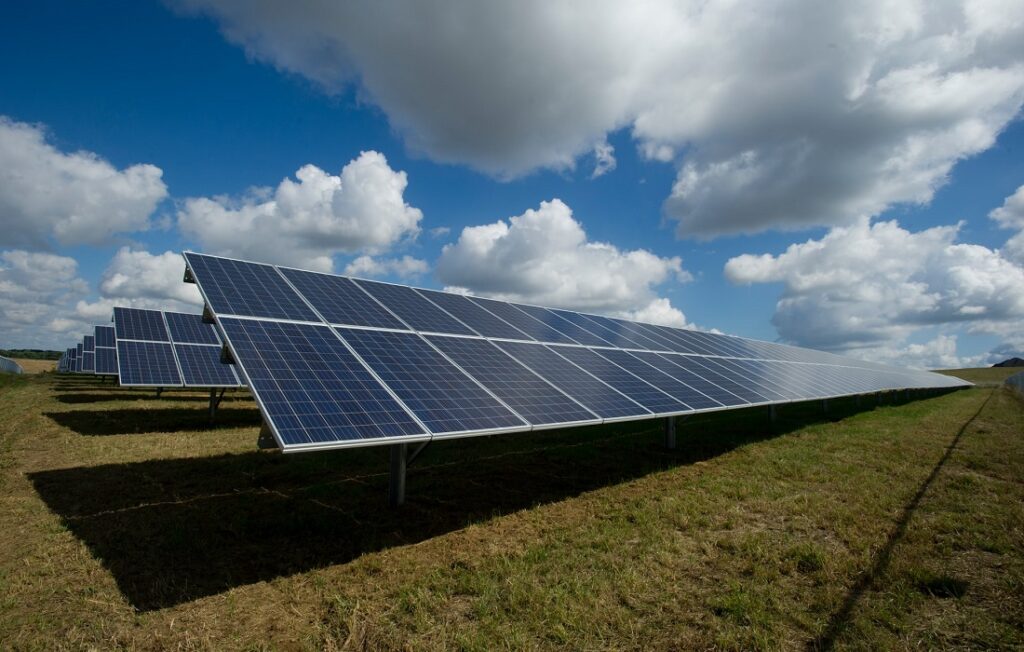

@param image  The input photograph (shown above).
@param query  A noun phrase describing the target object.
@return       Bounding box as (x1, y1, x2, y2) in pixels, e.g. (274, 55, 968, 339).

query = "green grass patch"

(0, 371, 1021, 649)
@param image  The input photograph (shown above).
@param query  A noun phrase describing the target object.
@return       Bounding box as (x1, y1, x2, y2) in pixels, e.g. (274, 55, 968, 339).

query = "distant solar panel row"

(112, 307, 242, 388)
(184, 252, 969, 453)
(94, 325, 118, 375)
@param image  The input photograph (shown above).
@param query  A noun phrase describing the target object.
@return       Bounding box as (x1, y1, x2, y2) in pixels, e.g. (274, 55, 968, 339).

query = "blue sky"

(2, 1, 1024, 368)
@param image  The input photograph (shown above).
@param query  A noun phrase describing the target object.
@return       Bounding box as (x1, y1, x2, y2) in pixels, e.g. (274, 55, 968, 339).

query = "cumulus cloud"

(437, 198, 691, 326)
(0, 250, 92, 348)
(74, 248, 202, 322)
(842, 335, 988, 371)
(175, 0, 1024, 235)
(991, 184, 1024, 264)
(343, 254, 428, 280)
(591, 140, 616, 179)
(0, 116, 167, 247)
(177, 151, 422, 271)
(724, 218, 1024, 364)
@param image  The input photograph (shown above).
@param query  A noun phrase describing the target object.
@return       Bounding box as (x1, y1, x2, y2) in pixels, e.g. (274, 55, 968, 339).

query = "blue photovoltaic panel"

(592, 348, 718, 410)
(414, 287, 533, 340)
(82, 351, 95, 373)
(116, 341, 182, 386)
(494, 341, 650, 419)
(113, 307, 169, 342)
(426, 335, 599, 427)
(94, 347, 118, 375)
(467, 296, 578, 344)
(620, 351, 733, 409)
(702, 357, 792, 401)
(83, 335, 95, 352)
(551, 310, 657, 350)
(280, 267, 407, 329)
(95, 325, 115, 348)
(218, 318, 426, 448)
(337, 328, 528, 435)
(165, 311, 221, 345)
(508, 304, 614, 347)
(174, 344, 239, 387)
(666, 355, 768, 404)
(185, 252, 319, 322)
(353, 279, 476, 335)
(550, 345, 691, 414)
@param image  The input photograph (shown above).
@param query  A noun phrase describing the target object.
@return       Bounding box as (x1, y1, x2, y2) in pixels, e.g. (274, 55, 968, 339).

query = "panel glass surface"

(570, 312, 666, 350)
(414, 288, 532, 340)
(219, 318, 425, 447)
(467, 297, 578, 344)
(620, 352, 732, 409)
(591, 349, 714, 410)
(549, 345, 691, 414)
(116, 341, 182, 386)
(508, 304, 613, 347)
(281, 267, 407, 329)
(174, 344, 239, 387)
(165, 311, 221, 345)
(185, 252, 319, 321)
(668, 355, 769, 404)
(113, 307, 169, 342)
(82, 351, 95, 373)
(83, 335, 95, 352)
(338, 328, 527, 434)
(95, 325, 115, 348)
(94, 347, 118, 375)
(353, 279, 475, 335)
(494, 341, 649, 419)
(426, 335, 598, 426)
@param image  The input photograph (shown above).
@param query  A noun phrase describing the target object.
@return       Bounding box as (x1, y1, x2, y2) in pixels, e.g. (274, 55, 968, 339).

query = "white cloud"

(724, 218, 1024, 363)
(437, 198, 691, 324)
(0, 250, 92, 349)
(75, 248, 202, 322)
(343, 254, 428, 280)
(0, 116, 167, 247)
(591, 140, 616, 178)
(175, 1, 1024, 235)
(842, 334, 988, 371)
(177, 151, 422, 272)
(991, 184, 1024, 264)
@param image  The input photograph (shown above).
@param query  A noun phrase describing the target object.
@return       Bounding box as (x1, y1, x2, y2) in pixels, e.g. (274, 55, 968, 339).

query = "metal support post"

(664, 417, 677, 450)
(155, 387, 163, 398)
(208, 387, 226, 423)
(768, 404, 778, 425)
(389, 443, 409, 507)
(822, 398, 829, 415)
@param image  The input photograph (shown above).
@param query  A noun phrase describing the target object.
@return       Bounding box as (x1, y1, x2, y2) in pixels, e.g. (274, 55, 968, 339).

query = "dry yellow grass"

(11, 358, 56, 374)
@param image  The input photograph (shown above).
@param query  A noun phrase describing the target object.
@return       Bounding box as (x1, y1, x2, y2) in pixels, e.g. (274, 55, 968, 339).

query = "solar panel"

(75, 343, 83, 373)
(280, 267, 407, 329)
(164, 311, 221, 345)
(174, 344, 240, 387)
(353, 278, 476, 335)
(113, 307, 169, 342)
(82, 351, 95, 373)
(184, 252, 319, 321)
(219, 318, 427, 449)
(467, 296, 578, 344)
(337, 327, 528, 436)
(493, 341, 650, 419)
(413, 287, 533, 340)
(83, 335, 95, 353)
(184, 251, 971, 457)
(95, 325, 115, 348)
(94, 347, 118, 375)
(426, 335, 599, 427)
(116, 341, 182, 386)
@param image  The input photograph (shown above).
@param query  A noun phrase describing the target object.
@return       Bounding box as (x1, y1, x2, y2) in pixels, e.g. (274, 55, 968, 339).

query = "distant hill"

(0, 349, 61, 361)
(993, 357, 1024, 368)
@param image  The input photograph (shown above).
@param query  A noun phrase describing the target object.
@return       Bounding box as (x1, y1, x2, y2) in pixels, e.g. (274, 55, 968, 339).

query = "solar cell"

(337, 328, 528, 435)
(82, 351, 95, 373)
(174, 344, 240, 387)
(591, 348, 713, 410)
(95, 325, 115, 348)
(426, 335, 599, 427)
(572, 312, 667, 350)
(218, 318, 426, 448)
(281, 267, 407, 329)
(549, 345, 691, 414)
(494, 341, 650, 419)
(414, 287, 533, 340)
(185, 252, 319, 322)
(116, 341, 182, 386)
(83, 335, 95, 352)
(94, 347, 118, 375)
(165, 311, 221, 345)
(702, 357, 792, 401)
(467, 296, 578, 344)
(668, 356, 768, 404)
(508, 304, 614, 347)
(621, 351, 734, 409)
(353, 279, 476, 335)
(113, 307, 169, 342)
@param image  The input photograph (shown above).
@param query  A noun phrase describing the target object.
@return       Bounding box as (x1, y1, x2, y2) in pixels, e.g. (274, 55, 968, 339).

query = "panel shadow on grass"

(45, 407, 263, 436)
(30, 398, 890, 611)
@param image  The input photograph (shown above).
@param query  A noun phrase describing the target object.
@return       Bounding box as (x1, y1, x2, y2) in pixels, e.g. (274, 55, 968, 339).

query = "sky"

(2, 0, 1024, 369)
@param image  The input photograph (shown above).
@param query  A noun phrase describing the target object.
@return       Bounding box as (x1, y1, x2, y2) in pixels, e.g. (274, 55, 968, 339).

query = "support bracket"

(257, 422, 279, 450)
(208, 387, 227, 423)
(388, 440, 431, 508)
(201, 303, 216, 324)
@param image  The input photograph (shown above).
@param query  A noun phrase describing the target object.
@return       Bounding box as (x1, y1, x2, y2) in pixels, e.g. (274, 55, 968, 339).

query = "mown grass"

(0, 370, 1021, 650)
(9, 358, 57, 374)
(936, 366, 1022, 386)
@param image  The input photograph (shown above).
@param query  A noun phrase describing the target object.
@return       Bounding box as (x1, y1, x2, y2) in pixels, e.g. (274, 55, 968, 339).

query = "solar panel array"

(94, 325, 118, 375)
(112, 307, 243, 388)
(184, 252, 969, 453)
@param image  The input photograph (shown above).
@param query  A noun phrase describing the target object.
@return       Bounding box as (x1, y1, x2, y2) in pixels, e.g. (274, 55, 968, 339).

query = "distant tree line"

(0, 349, 62, 360)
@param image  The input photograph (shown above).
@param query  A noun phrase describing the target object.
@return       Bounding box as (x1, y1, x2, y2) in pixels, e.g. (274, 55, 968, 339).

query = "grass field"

(936, 366, 1022, 386)
(8, 358, 57, 374)
(1, 370, 1022, 650)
